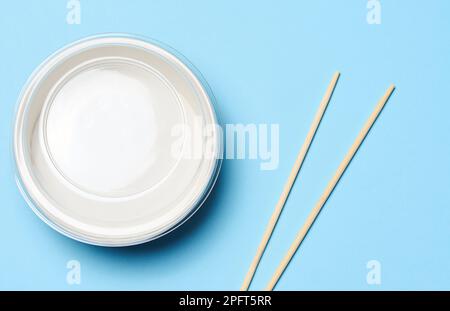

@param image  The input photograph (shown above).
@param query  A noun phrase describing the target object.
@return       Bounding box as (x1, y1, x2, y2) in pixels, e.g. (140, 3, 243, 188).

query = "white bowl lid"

(14, 35, 222, 246)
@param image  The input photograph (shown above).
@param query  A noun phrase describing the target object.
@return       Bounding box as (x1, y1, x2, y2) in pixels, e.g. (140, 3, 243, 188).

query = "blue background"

(1, 0, 449, 290)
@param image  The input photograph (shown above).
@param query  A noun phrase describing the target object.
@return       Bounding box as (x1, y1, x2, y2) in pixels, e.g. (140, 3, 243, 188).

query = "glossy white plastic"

(13, 35, 222, 246)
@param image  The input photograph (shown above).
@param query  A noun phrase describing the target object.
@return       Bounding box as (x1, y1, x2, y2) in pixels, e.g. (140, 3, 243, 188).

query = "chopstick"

(265, 84, 396, 291)
(240, 72, 341, 291)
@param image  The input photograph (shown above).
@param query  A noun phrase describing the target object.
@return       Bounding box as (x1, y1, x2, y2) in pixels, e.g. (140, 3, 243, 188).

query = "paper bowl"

(13, 34, 222, 246)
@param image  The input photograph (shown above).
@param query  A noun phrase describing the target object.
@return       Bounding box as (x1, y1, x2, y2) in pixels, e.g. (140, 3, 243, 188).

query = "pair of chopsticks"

(241, 72, 395, 291)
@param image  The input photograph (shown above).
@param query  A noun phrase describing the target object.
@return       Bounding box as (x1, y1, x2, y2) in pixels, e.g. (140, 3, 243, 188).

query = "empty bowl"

(13, 34, 222, 246)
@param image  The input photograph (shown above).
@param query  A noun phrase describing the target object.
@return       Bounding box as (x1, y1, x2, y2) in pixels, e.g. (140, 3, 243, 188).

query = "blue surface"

(1, 0, 449, 290)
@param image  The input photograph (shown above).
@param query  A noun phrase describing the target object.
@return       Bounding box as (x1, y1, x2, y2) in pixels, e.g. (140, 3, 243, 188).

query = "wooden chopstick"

(240, 72, 341, 291)
(265, 84, 396, 291)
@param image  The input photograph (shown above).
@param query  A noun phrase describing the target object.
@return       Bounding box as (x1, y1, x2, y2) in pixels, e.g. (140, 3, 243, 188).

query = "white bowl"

(13, 35, 222, 246)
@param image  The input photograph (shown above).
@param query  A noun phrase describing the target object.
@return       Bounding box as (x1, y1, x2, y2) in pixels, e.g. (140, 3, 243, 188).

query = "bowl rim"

(13, 33, 223, 247)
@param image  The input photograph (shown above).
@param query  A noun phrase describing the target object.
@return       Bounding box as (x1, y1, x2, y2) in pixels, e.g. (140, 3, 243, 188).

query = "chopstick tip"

(388, 84, 396, 95)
